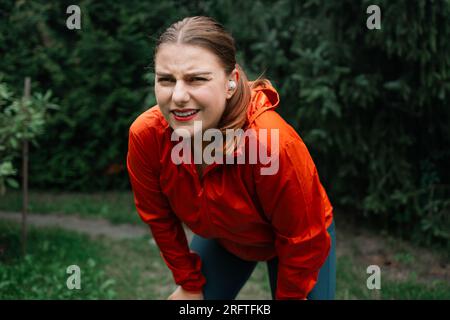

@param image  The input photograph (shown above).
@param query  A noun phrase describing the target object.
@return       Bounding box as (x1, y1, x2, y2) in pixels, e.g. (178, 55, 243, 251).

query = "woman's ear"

(226, 69, 239, 99)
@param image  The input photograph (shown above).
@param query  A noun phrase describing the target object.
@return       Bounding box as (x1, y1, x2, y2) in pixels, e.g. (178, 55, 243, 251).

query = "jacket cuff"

(161, 251, 206, 293)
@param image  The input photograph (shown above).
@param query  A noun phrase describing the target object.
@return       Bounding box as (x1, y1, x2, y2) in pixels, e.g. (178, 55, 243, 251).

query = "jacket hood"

(246, 81, 280, 126)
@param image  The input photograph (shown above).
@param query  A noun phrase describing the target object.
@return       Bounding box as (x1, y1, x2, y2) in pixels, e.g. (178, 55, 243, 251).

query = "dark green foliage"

(0, 0, 448, 247)
(282, 0, 450, 249)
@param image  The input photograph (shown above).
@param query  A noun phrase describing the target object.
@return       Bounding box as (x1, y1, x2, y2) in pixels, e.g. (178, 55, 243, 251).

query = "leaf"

(6, 178, 19, 189)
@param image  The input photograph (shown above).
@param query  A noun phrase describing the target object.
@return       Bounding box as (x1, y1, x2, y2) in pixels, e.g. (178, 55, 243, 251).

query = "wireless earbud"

(228, 80, 236, 90)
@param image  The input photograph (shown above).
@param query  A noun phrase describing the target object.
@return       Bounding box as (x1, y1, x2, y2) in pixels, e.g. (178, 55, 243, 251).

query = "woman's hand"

(167, 286, 204, 300)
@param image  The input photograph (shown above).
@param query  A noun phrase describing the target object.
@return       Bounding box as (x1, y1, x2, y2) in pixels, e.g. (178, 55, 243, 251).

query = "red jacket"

(127, 82, 333, 299)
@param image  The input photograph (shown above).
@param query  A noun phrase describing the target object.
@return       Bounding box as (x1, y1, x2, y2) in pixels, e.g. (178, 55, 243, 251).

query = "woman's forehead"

(155, 43, 223, 74)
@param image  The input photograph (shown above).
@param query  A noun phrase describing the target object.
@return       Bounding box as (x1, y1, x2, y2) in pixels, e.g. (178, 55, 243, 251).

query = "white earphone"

(228, 80, 236, 90)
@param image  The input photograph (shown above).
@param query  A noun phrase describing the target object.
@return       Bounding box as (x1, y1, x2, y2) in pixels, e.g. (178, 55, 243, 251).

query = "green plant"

(0, 76, 59, 195)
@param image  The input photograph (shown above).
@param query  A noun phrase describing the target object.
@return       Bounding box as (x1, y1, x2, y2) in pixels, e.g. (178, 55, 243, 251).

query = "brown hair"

(153, 16, 270, 139)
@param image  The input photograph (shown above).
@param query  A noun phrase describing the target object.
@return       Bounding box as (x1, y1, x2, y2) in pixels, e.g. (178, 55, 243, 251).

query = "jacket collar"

(246, 80, 280, 127)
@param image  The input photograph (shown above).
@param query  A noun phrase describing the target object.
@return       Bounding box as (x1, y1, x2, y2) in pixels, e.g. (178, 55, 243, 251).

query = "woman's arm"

(254, 138, 332, 300)
(127, 124, 206, 295)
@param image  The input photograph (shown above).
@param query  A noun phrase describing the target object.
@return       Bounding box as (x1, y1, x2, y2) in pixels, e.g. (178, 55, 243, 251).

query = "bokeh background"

(0, 0, 449, 299)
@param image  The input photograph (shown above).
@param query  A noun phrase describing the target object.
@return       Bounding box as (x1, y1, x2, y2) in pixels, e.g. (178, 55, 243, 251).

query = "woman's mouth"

(171, 109, 200, 122)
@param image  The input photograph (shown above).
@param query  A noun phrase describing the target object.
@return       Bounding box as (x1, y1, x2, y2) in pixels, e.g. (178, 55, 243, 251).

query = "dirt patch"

(0, 211, 148, 240)
(335, 220, 449, 284)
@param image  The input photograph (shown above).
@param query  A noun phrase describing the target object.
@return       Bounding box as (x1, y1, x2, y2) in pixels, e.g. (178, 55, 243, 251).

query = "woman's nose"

(172, 81, 190, 105)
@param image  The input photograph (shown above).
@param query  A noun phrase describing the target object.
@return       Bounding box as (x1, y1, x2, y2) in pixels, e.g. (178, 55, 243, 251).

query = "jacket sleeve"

(254, 138, 332, 299)
(126, 126, 206, 292)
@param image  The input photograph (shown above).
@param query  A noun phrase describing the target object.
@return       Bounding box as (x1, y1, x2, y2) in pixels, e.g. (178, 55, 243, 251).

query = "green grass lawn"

(0, 219, 270, 299)
(336, 255, 450, 299)
(0, 220, 116, 299)
(0, 190, 140, 225)
(0, 190, 449, 299)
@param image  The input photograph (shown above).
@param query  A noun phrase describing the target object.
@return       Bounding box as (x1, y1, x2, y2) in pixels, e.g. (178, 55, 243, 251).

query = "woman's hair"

(154, 16, 271, 136)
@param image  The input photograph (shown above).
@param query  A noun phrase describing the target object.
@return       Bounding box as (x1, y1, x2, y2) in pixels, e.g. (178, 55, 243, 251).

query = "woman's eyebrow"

(156, 72, 213, 77)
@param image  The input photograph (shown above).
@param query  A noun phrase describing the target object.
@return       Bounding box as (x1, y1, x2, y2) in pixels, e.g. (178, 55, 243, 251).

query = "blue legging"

(189, 220, 336, 300)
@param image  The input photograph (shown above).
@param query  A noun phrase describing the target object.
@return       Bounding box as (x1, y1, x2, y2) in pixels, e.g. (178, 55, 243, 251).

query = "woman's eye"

(157, 77, 208, 84)
(158, 78, 174, 83)
(191, 77, 208, 82)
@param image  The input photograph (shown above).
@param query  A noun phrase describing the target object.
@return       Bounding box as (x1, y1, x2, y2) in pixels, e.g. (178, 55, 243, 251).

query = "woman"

(127, 16, 336, 300)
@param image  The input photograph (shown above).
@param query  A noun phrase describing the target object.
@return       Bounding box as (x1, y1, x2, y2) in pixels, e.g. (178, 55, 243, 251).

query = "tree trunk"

(21, 77, 30, 256)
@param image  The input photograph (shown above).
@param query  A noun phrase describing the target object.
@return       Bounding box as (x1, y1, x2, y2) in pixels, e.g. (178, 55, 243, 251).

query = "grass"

(0, 190, 449, 299)
(0, 219, 271, 299)
(336, 254, 450, 299)
(0, 190, 140, 225)
(0, 220, 116, 299)
(101, 236, 176, 299)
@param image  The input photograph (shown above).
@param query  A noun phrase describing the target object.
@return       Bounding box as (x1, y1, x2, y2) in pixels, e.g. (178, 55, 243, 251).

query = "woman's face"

(154, 43, 236, 136)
